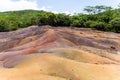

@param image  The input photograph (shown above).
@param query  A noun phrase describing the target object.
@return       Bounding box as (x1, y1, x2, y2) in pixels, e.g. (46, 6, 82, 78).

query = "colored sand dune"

(0, 25, 120, 80)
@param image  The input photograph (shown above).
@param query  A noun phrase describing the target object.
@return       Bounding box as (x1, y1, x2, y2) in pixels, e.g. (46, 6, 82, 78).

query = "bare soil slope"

(0, 25, 120, 80)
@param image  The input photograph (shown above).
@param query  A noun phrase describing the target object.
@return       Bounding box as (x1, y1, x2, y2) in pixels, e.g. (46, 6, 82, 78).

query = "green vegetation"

(0, 5, 120, 33)
(109, 18, 120, 33)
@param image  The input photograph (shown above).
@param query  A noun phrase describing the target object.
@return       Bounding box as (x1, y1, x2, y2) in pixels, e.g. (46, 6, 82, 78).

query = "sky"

(0, 0, 120, 14)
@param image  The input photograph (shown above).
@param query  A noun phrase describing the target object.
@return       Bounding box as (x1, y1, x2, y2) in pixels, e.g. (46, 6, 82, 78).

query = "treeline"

(0, 5, 120, 32)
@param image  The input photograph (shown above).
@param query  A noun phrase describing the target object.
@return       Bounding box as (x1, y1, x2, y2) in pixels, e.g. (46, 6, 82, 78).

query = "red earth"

(0, 25, 120, 80)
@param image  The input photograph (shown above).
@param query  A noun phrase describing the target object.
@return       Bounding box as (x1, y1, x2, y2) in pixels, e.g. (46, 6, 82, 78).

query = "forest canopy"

(0, 5, 120, 33)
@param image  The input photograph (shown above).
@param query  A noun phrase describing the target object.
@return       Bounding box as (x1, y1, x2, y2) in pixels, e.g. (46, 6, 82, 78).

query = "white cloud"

(62, 10, 77, 15)
(0, 0, 39, 12)
(0, 0, 76, 15)
(39, 6, 52, 11)
(39, 6, 60, 14)
(52, 11, 59, 14)
(40, 6, 47, 11)
(47, 10, 76, 15)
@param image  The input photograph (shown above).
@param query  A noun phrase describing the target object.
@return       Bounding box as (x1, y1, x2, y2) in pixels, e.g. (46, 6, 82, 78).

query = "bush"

(90, 21, 106, 31)
(0, 19, 9, 32)
(56, 13, 71, 26)
(71, 20, 80, 27)
(0, 19, 18, 32)
(8, 21, 18, 31)
(104, 24, 112, 31)
(109, 18, 120, 33)
(84, 20, 95, 28)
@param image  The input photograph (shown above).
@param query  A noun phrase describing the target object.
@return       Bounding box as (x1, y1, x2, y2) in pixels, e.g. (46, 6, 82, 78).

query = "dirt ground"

(0, 25, 120, 80)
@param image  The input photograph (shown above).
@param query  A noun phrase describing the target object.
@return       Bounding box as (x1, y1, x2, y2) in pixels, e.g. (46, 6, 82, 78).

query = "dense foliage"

(0, 5, 120, 33)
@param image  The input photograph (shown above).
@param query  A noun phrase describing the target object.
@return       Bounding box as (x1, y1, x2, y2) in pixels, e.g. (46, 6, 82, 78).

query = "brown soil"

(0, 25, 120, 80)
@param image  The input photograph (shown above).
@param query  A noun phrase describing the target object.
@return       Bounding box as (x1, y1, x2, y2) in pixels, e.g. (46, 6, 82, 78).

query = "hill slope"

(0, 25, 120, 80)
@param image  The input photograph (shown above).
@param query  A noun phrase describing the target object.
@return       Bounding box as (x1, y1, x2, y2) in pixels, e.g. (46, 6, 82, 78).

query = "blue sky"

(0, 0, 120, 14)
(37, 0, 120, 14)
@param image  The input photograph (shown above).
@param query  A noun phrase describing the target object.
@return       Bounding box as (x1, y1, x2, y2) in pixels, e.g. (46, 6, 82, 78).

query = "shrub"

(0, 19, 9, 32)
(0, 19, 18, 32)
(90, 21, 106, 31)
(56, 13, 71, 26)
(109, 18, 120, 33)
(105, 24, 112, 31)
(71, 20, 80, 27)
(84, 20, 95, 28)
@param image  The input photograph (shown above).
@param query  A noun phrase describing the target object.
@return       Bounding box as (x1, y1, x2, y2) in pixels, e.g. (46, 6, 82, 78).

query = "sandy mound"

(0, 25, 120, 80)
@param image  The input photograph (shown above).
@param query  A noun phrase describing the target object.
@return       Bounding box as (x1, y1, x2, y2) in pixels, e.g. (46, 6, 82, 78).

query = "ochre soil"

(0, 25, 120, 80)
